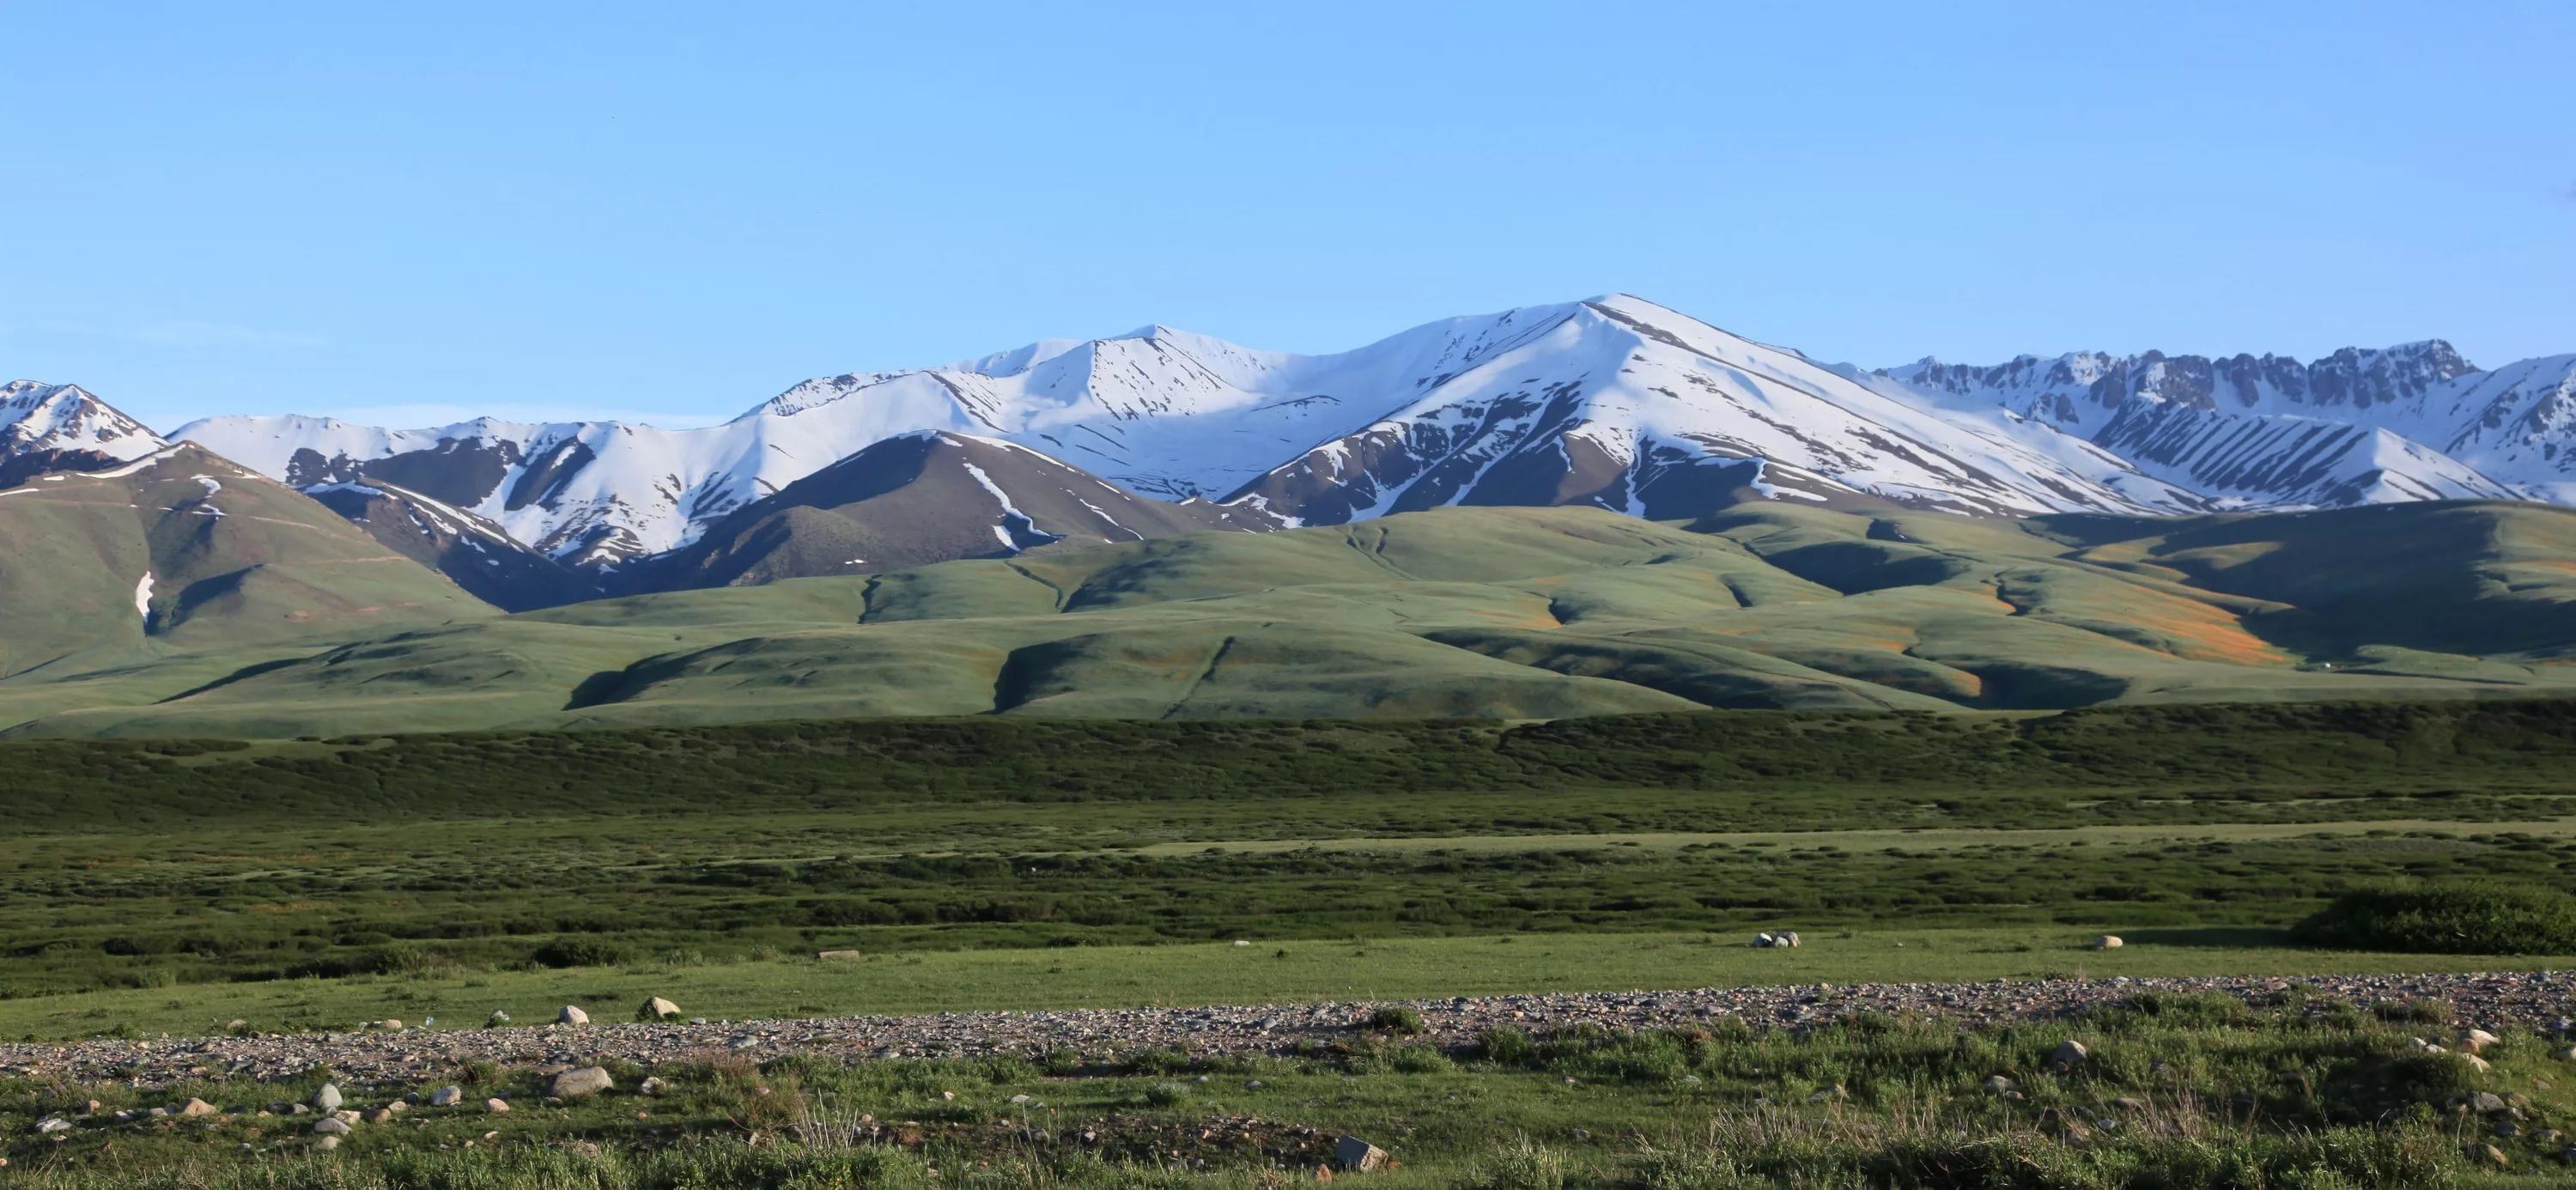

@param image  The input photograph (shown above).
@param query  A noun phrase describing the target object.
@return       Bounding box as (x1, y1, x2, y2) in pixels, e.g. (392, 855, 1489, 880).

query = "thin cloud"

(131, 321, 327, 351)
(3, 319, 325, 352)
(316, 403, 738, 431)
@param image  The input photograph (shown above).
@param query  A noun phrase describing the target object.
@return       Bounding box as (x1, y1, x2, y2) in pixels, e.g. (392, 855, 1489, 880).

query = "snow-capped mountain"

(177, 306, 1642, 567)
(1224, 297, 2205, 524)
(175, 295, 2215, 568)
(27, 288, 2556, 603)
(0, 379, 168, 487)
(1873, 342, 2576, 507)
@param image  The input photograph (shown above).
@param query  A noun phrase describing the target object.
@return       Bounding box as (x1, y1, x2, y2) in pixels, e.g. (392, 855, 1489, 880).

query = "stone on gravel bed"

(2, 969, 2570, 1091)
(548, 1066, 613, 1099)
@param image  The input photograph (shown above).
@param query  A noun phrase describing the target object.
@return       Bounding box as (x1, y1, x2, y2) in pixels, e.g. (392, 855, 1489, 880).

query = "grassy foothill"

(9, 500, 2576, 738)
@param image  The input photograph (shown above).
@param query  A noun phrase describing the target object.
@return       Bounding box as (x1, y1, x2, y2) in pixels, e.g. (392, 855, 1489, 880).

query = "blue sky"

(4, 3, 2571, 431)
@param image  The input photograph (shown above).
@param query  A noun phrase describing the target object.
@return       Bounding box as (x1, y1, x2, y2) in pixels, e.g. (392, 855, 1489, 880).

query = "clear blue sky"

(5, 2, 2571, 431)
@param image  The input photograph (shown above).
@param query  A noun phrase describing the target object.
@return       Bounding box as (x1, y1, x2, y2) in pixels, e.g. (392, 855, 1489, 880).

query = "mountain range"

(30, 293, 2539, 607)
(4, 293, 2576, 738)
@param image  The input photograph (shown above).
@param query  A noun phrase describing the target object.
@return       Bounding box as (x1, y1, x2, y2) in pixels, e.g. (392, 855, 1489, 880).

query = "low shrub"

(530, 938, 629, 969)
(2294, 883, 2576, 955)
(1366, 1005, 1427, 1035)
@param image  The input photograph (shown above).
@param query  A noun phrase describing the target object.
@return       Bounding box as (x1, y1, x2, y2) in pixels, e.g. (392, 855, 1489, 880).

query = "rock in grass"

(638, 1077, 666, 1097)
(557, 1005, 589, 1026)
(315, 1134, 342, 1151)
(2093, 935, 2123, 950)
(312, 1118, 352, 1135)
(430, 1086, 463, 1107)
(35, 1117, 71, 1135)
(2051, 1040, 2090, 1071)
(485, 1098, 511, 1114)
(640, 996, 681, 1021)
(179, 1098, 217, 1119)
(1984, 1075, 2016, 1096)
(2466, 1028, 2500, 1053)
(312, 1084, 343, 1113)
(2472, 1091, 2510, 1115)
(547, 1066, 614, 1099)
(2466, 1142, 2509, 1168)
(816, 950, 862, 960)
(1334, 1135, 1389, 1172)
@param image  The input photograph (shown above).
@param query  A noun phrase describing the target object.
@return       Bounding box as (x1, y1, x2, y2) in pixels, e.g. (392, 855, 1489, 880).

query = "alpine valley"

(6, 294, 2576, 737)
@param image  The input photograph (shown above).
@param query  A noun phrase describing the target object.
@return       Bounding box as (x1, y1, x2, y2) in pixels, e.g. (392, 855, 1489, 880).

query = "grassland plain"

(5, 706, 2576, 1185)
(3, 701, 2576, 1016)
(6, 499, 2576, 737)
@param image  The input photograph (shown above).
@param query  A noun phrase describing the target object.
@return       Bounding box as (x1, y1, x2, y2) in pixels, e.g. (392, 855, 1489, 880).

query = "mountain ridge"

(5, 293, 2567, 607)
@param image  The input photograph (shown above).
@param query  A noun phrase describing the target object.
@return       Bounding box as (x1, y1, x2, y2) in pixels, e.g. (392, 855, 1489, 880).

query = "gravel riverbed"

(3, 969, 2568, 1091)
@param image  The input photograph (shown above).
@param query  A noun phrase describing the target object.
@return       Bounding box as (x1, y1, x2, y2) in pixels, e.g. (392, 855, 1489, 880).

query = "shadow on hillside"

(2112, 926, 2301, 949)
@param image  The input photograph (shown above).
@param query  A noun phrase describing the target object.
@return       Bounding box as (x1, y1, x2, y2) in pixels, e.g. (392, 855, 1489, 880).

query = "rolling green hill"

(3, 499, 2573, 738)
(0, 446, 493, 723)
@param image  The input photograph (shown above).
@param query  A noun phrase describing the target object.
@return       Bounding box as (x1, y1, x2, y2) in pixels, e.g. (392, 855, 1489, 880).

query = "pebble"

(0, 970, 2568, 1091)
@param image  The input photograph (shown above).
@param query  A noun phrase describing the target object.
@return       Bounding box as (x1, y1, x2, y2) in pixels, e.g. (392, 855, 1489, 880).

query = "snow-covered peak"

(1, 380, 172, 487)
(2, 379, 168, 461)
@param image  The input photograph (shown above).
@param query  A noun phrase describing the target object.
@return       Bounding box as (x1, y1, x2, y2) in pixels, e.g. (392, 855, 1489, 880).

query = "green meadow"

(7, 500, 2576, 738)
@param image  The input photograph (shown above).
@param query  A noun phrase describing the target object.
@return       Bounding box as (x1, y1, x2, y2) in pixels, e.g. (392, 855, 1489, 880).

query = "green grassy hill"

(3, 499, 2573, 738)
(0, 446, 494, 727)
